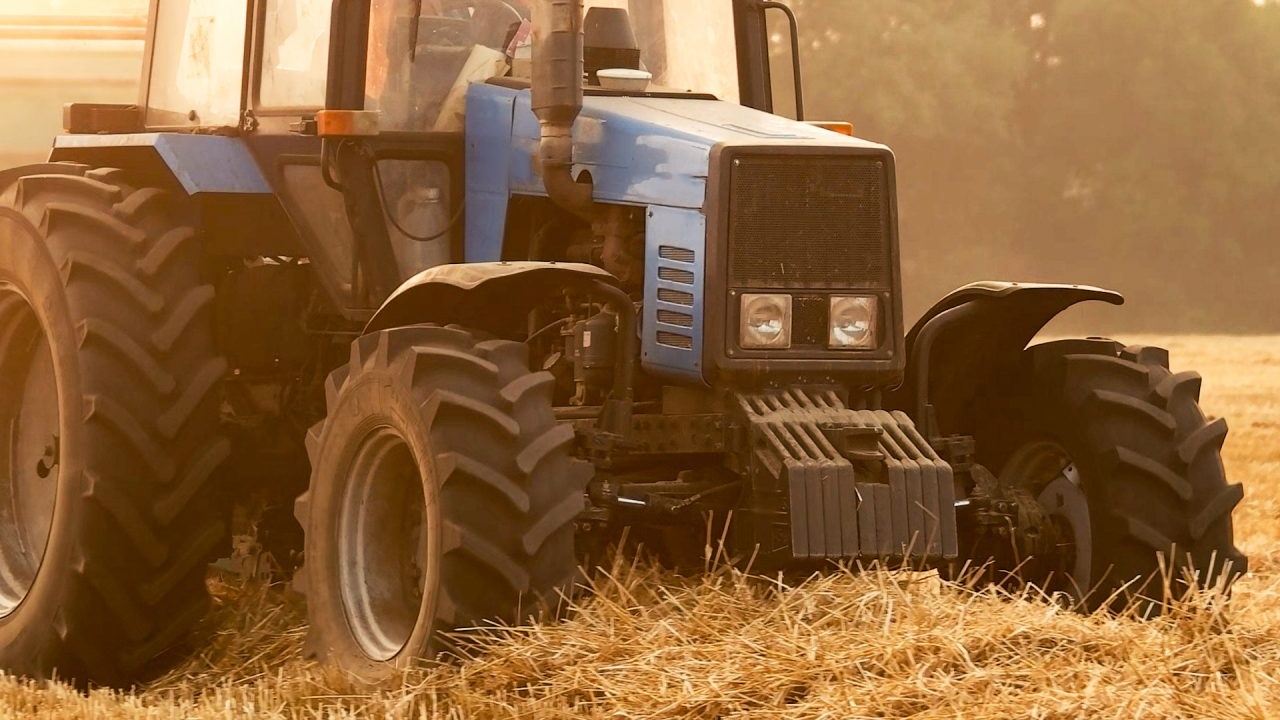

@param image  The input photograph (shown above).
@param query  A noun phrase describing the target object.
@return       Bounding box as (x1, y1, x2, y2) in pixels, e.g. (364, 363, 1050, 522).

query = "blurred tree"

(789, 0, 1280, 331)
(1023, 0, 1280, 329)
(785, 0, 1037, 319)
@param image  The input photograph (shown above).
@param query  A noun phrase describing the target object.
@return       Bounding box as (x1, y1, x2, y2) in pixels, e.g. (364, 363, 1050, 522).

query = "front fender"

(889, 281, 1124, 436)
(365, 261, 619, 336)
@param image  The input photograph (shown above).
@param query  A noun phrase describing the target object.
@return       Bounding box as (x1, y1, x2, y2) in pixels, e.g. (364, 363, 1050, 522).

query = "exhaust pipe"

(532, 0, 594, 220)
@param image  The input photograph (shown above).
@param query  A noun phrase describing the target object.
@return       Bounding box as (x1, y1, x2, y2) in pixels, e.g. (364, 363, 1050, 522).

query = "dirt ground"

(0, 335, 1276, 719)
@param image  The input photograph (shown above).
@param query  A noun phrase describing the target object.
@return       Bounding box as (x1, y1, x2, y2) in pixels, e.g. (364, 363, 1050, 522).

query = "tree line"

(787, 0, 1280, 331)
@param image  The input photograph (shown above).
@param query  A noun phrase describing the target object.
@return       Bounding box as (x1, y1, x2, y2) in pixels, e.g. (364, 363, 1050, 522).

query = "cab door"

(247, 0, 467, 314)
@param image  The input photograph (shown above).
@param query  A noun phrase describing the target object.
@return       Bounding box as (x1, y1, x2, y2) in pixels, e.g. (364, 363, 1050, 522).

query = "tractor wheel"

(987, 339, 1246, 611)
(0, 165, 229, 686)
(295, 325, 588, 678)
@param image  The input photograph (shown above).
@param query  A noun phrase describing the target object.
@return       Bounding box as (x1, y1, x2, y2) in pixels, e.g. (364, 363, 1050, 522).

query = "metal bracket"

(240, 108, 259, 134)
(572, 413, 725, 457)
(819, 423, 884, 463)
(289, 116, 319, 135)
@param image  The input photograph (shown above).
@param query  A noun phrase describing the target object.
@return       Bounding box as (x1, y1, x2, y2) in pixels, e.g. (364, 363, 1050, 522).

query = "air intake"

(727, 155, 890, 289)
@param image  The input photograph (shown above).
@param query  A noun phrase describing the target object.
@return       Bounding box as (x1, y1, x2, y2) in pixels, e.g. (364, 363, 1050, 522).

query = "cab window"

(146, 0, 248, 127)
(583, 0, 739, 103)
(259, 0, 332, 108)
(365, 0, 523, 132)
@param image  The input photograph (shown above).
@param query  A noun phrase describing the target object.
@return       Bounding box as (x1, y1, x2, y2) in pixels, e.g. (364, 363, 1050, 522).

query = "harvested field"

(1, 336, 1277, 719)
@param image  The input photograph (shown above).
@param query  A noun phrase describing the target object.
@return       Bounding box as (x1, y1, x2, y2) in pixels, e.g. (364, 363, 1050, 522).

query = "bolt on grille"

(727, 155, 890, 289)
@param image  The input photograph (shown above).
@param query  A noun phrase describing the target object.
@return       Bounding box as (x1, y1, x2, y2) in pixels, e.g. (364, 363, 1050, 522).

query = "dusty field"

(1, 336, 1276, 719)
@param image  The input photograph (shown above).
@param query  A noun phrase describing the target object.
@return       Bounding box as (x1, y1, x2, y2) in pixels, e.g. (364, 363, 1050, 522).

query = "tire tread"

(297, 325, 588, 673)
(0, 164, 229, 686)
(1027, 341, 1247, 609)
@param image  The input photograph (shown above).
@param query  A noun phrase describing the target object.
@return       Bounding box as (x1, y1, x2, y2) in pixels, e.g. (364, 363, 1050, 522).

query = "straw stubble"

(1, 336, 1276, 720)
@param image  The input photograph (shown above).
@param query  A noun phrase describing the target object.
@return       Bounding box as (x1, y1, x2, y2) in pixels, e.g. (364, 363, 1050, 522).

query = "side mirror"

(733, 0, 804, 119)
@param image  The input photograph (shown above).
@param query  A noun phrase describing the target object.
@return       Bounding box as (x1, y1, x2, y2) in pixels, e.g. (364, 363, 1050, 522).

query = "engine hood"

(464, 81, 891, 261)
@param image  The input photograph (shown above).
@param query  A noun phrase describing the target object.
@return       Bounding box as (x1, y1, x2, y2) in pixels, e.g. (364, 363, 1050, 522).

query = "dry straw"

(1, 336, 1276, 719)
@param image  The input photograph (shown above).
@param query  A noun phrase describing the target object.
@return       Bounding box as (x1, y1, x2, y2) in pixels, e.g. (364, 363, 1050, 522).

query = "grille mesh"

(657, 332, 694, 350)
(728, 155, 889, 289)
(657, 309, 694, 328)
(658, 288, 695, 306)
(659, 246, 696, 263)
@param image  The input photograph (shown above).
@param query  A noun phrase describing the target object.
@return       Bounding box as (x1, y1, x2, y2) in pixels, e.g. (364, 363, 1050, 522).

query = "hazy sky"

(2, 0, 147, 14)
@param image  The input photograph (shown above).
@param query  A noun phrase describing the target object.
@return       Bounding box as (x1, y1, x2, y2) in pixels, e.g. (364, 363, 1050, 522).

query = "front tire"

(295, 325, 588, 679)
(983, 339, 1246, 610)
(0, 165, 229, 686)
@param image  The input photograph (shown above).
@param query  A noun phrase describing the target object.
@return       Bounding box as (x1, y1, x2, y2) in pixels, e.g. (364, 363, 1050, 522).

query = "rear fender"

(46, 134, 302, 257)
(365, 261, 619, 337)
(49, 133, 272, 195)
(889, 281, 1124, 438)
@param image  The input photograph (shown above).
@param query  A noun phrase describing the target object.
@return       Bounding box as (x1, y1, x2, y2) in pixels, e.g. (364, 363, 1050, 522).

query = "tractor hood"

(464, 81, 890, 262)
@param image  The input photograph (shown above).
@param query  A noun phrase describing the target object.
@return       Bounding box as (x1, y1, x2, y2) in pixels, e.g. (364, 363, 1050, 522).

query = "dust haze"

(0, 1, 146, 168)
(4, 0, 1278, 332)
(779, 0, 1280, 333)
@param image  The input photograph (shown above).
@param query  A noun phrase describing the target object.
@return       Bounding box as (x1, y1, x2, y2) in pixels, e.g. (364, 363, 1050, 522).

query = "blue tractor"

(0, 0, 1246, 685)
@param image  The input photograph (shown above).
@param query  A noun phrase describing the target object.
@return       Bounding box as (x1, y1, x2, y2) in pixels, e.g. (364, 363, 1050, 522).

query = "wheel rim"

(337, 426, 431, 662)
(0, 286, 60, 617)
(1002, 441, 1092, 601)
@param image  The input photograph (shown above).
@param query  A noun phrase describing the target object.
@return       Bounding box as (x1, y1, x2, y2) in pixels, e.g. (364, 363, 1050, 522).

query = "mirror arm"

(760, 1, 804, 120)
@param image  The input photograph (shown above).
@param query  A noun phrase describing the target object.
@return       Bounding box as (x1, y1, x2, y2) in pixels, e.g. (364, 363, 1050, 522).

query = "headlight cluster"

(828, 295, 878, 349)
(740, 294, 792, 349)
(738, 294, 879, 350)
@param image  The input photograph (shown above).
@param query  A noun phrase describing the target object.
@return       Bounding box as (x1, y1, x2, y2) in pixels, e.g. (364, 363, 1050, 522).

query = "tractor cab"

(140, 0, 749, 131)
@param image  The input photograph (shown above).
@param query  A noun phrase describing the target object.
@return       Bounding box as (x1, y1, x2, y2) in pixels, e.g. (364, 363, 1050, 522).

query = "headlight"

(829, 295, 878, 349)
(740, 293, 792, 349)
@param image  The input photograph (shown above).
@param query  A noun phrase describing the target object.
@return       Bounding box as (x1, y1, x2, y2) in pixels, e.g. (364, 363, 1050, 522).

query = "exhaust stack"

(532, 0, 594, 219)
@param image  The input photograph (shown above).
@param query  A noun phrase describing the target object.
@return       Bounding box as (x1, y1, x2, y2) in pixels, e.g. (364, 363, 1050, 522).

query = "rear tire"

(984, 339, 1246, 611)
(295, 325, 589, 679)
(0, 165, 229, 686)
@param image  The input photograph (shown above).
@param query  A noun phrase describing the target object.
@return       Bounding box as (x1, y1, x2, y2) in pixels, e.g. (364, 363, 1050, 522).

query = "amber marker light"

(806, 121, 855, 136)
(315, 110, 380, 137)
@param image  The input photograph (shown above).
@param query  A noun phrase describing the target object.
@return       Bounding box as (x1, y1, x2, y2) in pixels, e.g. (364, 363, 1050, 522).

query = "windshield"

(583, 0, 739, 102)
(366, 0, 739, 132)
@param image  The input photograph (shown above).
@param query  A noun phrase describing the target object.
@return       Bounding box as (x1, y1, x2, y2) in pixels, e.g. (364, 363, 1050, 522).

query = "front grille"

(728, 154, 890, 289)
